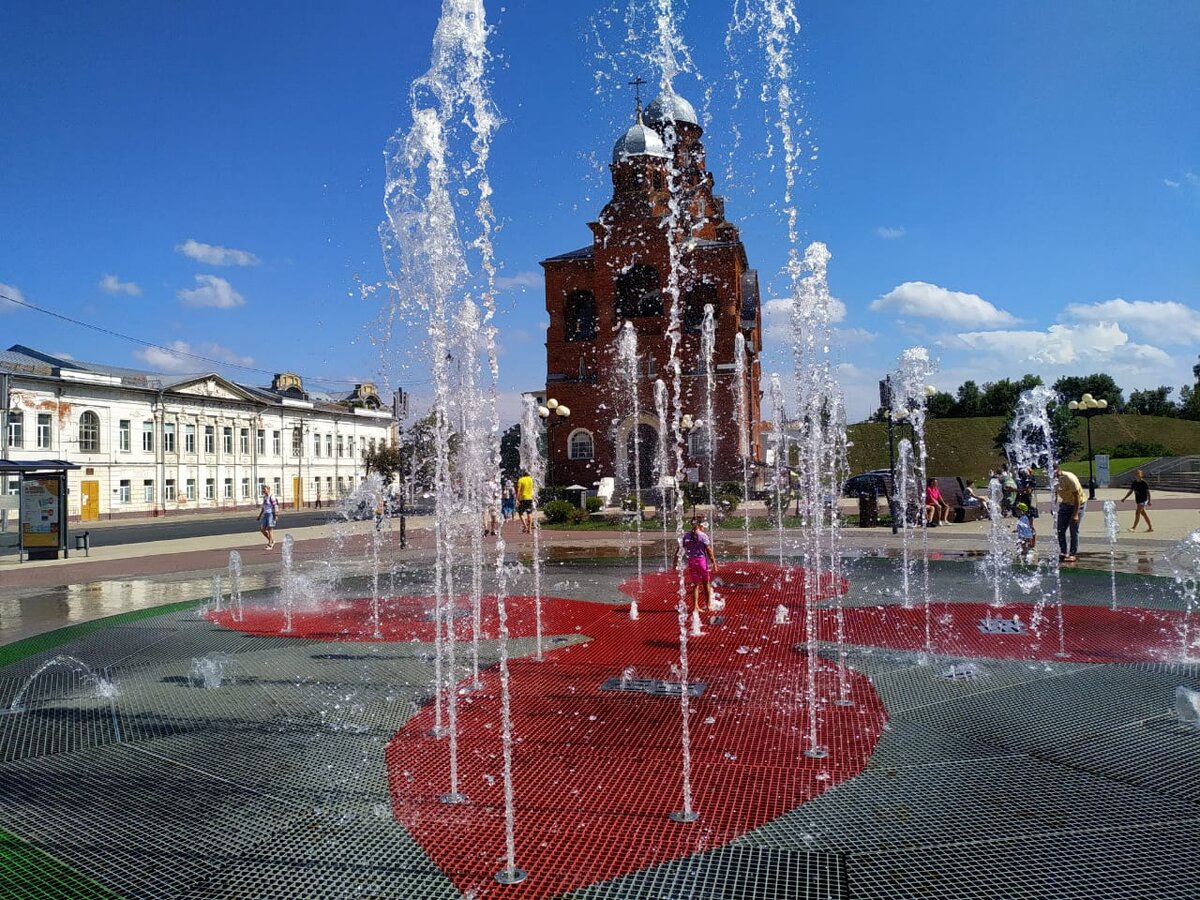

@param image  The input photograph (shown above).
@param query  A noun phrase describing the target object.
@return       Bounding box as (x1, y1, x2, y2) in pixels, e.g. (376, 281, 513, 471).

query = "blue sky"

(1, 0, 1197, 424)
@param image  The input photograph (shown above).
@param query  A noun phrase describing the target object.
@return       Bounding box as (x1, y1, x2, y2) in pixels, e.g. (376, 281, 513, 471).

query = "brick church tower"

(539, 88, 763, 496)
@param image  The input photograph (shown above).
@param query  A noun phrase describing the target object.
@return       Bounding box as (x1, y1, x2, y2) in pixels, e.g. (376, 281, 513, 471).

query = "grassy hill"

(846, 414, 1200, 480)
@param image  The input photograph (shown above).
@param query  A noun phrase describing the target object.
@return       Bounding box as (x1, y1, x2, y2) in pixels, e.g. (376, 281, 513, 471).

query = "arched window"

(615, 264, 662, 318)
(568, 428, 594, 461)
(683, 284, 719, 334)
(78, 411, 100, 453)
(687, 426, 711, 459)
(564, 289, 597, 341)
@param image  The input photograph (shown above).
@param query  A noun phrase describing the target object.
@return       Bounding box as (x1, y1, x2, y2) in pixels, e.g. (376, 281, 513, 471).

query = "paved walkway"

(1, 488, 1196, 647)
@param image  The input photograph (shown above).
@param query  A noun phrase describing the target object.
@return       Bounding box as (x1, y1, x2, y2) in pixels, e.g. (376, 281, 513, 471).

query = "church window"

(78, 411, 100, 453)
(615, 264, 662, 318)
(568, 429, 594, 461)
(564, 289, 597, 341)
(683, 284, 719, 334)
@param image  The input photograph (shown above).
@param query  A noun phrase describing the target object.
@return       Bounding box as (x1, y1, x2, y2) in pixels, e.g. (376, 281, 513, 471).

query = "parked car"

(842, 469, 892, 498)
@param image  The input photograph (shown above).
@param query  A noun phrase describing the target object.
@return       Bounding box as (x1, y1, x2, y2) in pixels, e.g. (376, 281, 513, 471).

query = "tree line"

(898, 355, 1200, 421)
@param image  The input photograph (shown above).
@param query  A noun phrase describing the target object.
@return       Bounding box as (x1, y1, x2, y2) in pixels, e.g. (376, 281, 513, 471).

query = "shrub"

(622, 495, 645, 512)
(569, 507, 590, 524)
(585, 496, 603, 513)
(541, 499, 575, 524)
(716, 480, 745, 500)
(1097, 441, 1170, 459)
(715, 491, 740, 515)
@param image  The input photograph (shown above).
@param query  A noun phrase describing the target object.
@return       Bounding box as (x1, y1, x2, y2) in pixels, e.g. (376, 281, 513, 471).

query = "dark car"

(843, 469, 893, 498)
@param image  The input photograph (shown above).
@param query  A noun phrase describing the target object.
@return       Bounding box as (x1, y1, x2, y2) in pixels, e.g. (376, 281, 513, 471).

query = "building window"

(683, 284, 719, 334)
(240, 477, 250, 499)
(257, 476, 266, 494)
(292, 428, 302, 457)
(313, 432, 321, 457)
(348, 436, 355, 458)
(186, 478, 197, 501)
(143, 479, 154, 503)
(119, 479, 131, 503)
(5, 412, 22, 449)
(185, 424, 196, 454)
(79, 411, 101, 453)
(325, 434, 332, 457)
(688, 427, 711, 459)
(615, 264, 662, 318)
(222, 427, 233, 454)
(568, 428, 594, 460)
(256, 429, 265, 455)
(37, 413, 52, 450)
(163, 422, 176, 454)
(272, 477, 281, 499)
(142, 421, 154, 453)
(204, 425, 215, 454)
(223, 478, 233, 499)
(272, 430, 281, 455)
(205, 478, 215, 500)
(337, 435, 345, 458)
(564, 289, 598, 341)
(239, 428, 250, 455)
(164, 479, 176, 501)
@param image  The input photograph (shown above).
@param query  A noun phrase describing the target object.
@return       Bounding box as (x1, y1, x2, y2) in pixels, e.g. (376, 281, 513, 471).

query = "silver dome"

(611, 120, 670, 164)
(644, 91, 699, 127)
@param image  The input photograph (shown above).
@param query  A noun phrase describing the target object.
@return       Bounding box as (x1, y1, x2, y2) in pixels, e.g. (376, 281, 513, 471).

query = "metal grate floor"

(0, 557, 1197, 898)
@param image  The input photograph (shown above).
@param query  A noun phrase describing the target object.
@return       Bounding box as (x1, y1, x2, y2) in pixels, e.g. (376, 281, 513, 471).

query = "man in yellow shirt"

(516, 470, 535, 534)
(1053, 464, 1086, 563)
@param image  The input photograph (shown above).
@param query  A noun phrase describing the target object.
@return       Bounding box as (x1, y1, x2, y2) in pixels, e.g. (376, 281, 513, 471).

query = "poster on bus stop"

(20, 476, 60, 548)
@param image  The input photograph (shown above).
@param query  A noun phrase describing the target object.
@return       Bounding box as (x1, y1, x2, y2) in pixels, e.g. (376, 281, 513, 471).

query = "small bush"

(585, 496, 603, 513)
(715, 491, 740, 515)
(1097, 441, 1170, 459)
(622, 495, 645, 512)
(541, 499, 575, 524)
(716, 480, 745, 500)
(569, 507, 590, 524)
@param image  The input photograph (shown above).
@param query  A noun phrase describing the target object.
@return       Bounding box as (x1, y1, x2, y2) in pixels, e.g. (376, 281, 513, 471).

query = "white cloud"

(871, 281, 1018, 327)
(1164, 179, 1181, 189)
(956, 321, 1172, 368)
(177, 274, 245, 309)
(99, 273, 141, 296)
(875, 226, 905, 239)
(1065, 298, 1200, 345)
(134, 340, 253, 373)
(175, 239, 261, 267)
(0, 282, 25, 313)
(494, 271, 543, 291)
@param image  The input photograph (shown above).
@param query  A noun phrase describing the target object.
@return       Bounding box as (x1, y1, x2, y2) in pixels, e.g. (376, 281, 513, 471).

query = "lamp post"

(680, 413, 703, 517)
(1068, 393, 1109, 500)
(537, 398, 571, 490)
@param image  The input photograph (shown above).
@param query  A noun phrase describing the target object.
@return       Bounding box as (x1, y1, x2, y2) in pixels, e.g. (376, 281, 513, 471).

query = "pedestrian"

(1014, 502, 1036, 563)
(257, 484, 280, 549)
(516, 470, 535, 534)
(501, 478, 516, 521)
(374, 494, 387, 532)
(925, 477, 950, 526)
(1121, 469, 1154, 532)
(1015, 467, 1037, 518)
(1053, 463, 1086, 563)
(1000, 465, 1018, 516)
(675, 517, 718, 615)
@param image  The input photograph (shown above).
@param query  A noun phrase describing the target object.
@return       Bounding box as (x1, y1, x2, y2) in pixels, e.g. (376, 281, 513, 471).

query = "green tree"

(363, 441, 404, 485)
(1052, 373, 1124, 412)
(980, 374, 1043, 417)
(1180, 356, 1200, 421)
(926, 390, 957, 418)
(397, 409, 460, 492)
(955, 380, 983, 418)
(1127, 386, 1177, 417)
(995, 396, 1081, 464)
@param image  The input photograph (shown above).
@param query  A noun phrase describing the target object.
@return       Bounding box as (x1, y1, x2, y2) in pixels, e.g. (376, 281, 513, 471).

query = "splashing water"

(5, 655, 118, 715)
(654, 378, 671, 570)
(618, 322, 646, 593)
(228, 550, 243, 622)
(280, 534, 295, 634)
(893, 347, 936, 651)
(1104, 499, 1119, 610)
(520, 396, 546, 662)
(733, 333, 752, 562)
(1165, 530, 1200, 662)
(211, 574, 223, 613)
(701, 302, 717, 514)
(190, 654, 232, 690)
(767, 373, 788, 567)
(896, 438, 915, 608)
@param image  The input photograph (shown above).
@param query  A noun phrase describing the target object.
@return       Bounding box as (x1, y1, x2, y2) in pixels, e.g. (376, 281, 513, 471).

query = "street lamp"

(537, 398, 571, 489)
(1068, 393, 1109, 500)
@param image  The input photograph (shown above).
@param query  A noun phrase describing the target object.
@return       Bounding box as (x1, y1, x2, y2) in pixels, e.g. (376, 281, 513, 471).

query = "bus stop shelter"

(0, 460, 80, 562)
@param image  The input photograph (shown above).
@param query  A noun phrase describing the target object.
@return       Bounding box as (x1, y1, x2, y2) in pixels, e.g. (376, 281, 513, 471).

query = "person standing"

(1121, 469, 1154, 532)
(1053, 464, 1086, 563)
(501, 478, 516, 521)
(257, 484, 280, 549)
(675, 517, 718, 615)
(1014, 502, 1037, 563)
(516, 470, 535, 534)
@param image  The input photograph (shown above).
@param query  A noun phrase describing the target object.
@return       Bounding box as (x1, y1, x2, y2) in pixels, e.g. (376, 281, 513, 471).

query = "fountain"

(190, 654, 232, 690)
(228, 550, 243, 622)
(618, 321, 646, 600)
(1165, 530, 1200, 661)
(733, 332, 753, 562)
(1104, 499, 1120, 610)
(280, 534, 295, 634)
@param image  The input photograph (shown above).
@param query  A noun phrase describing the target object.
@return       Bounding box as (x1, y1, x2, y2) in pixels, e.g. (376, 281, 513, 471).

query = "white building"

(0, 345, 396, 521)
